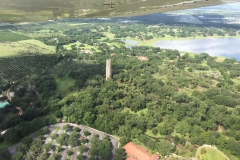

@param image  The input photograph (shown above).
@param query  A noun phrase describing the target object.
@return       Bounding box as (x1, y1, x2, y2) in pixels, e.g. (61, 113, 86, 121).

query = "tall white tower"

(106, 59, 112, 80)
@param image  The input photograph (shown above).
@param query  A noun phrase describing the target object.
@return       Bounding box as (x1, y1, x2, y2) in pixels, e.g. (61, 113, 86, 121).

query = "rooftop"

(136, 56, 149, 61)
(124, 142, 159, 160)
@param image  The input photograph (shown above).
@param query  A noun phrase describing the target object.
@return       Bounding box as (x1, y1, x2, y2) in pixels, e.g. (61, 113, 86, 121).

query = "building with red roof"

(123, 142, 160, 160)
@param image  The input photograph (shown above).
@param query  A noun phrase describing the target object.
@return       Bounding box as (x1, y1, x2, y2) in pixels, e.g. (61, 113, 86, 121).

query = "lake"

(153, 38, 240, 60)
(123, 39, 139, 48)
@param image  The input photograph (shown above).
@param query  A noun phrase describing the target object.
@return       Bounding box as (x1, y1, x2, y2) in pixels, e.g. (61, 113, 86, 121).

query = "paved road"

(6, 88, 11, 101)
(8, 143, 19, 156)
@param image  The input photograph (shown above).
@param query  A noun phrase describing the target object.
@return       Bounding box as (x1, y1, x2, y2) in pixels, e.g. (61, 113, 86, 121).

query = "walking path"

(6, 88, 11, 101)
(15, 106, 22, 115)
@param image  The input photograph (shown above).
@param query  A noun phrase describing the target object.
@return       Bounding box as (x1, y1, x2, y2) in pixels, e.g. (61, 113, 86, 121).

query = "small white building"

(9, 92, 15, 98)
(1, 129, 9, 135)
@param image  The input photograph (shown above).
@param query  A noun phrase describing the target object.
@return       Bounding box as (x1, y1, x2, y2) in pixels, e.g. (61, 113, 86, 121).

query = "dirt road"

(6, 88, 11, 101)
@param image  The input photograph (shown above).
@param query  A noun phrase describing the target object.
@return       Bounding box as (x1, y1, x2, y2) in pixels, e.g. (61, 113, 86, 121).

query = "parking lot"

(8, 122, 119, 160)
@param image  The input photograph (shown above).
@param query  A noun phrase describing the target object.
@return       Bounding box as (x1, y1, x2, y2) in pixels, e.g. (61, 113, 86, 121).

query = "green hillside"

(0, 21, 239, 160)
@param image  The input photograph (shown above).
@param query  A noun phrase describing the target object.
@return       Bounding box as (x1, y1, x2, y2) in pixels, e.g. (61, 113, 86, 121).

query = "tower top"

(106, 59, 112, 80)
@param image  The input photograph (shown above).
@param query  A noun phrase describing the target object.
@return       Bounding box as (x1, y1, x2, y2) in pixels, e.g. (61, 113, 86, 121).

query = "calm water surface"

(0, 101, 9, 108)
(153, 38, 240, 60)
(123, 39, 139, 48)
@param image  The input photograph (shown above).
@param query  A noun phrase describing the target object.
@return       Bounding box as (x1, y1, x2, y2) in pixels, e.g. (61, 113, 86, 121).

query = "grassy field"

(215, 56, 226, 62)
(136, 108, 148, 115)
(0, 141, 16, 149)
(125, 35, 240, 47)
(0, 31, 30, 42)
(103, 32, 115, 39)
(145, 129, 163, 138)
(63, 41, 99, 51)
(36, 29, 51, 33)
(0, 39, 56, 57)
(232, 78, 240, 85)
(55, 77, 77, 96)
(198, 148, 227, 160)
(121, 108, 135, 114)
(179, 51, 195, 57)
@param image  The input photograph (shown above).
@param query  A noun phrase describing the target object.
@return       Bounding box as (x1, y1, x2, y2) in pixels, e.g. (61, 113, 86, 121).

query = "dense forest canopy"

(0, 20, 240, 159)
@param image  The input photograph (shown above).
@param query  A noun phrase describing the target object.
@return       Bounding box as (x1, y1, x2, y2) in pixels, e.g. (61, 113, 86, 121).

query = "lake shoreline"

(124, 37, 240, 61)
(124, 35, 240, 46)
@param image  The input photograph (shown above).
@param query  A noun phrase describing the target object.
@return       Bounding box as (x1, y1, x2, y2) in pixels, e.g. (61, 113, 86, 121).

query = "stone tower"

(106, 59, 112, 80)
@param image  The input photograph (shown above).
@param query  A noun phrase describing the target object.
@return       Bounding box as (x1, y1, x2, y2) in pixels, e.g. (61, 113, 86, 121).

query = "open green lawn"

(0, 31, 30, 42)
(152, 73, 167, 80)
(122, 108, 149, 116)
(0, 39, 55, 57)
(232, 79, 240, 85)
(36, 29, 51, 33)
(136, 108, 148, 115)
(145, 129, 163, 138)
(124, 35, 240, 47)
(103, 32, 115, 39)
(215, 56, 226, 62)
(201, 60, 209, 67)
(179, 51, 195, 57)
(63, 41, 81, 50)
(63, 41, 99, 52)
(55, 77, 77, 96)
(18, 39, 56, 52)
(198, 148, 227, 160)
(0, 141, 16, 149)
(121, 108, 135, 114)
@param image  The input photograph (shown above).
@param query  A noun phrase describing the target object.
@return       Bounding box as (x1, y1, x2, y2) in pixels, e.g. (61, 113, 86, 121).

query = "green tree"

(74, 127, 80, 132)
(200, 148, 207, 154)
(4, 128, 20, 143)
(77, 154, 84, 160)
(157, 140, 175, 156)
(119, 136, 131, 147)
(38, 127, 49, 136)
(175, 120, 191, 135)
(83, 130, 91, 136)
(114, 148, 127, 160)
(152, 128, 158, 135)
(0, 149, 11, 160)
(78, 145, 85, 154)
(62, 124, 71, 132)
(13, 152, 24, 160)
(42, 143, 52, 152)
(55, 111, 63, 118)
(21, 137, 33, 146)
(67, 150, 73, 156)
(56, 146, 62, 153)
